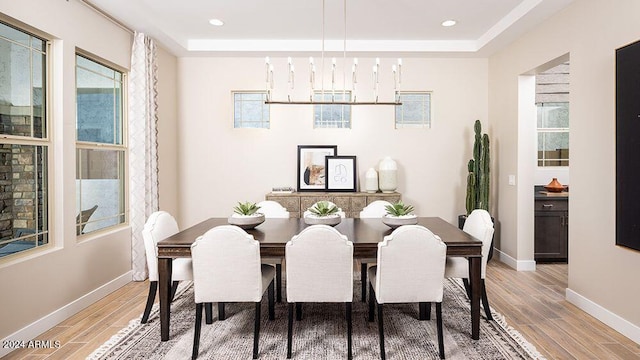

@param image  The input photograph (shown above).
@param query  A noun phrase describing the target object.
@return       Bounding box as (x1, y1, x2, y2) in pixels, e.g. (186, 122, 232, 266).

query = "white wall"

(0, 0, 132, 346)
(156, 46, 179, 215)
(175, 57, 488, 228)
(490, 0, 640, 337)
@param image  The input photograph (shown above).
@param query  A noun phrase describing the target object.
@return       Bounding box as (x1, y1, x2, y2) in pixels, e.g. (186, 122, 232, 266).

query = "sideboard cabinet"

(265, 192, 401, 218)
(534, 190, 568, 262)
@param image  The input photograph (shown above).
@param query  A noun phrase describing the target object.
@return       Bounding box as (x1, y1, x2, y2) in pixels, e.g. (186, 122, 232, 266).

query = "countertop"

(534, 185, 569, 200)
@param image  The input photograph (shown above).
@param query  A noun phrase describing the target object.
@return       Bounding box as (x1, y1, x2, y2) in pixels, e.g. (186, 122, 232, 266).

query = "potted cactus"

(228, 201, 265, 229)
(304, 201, 342, 226)
(382, 201, 418, 228)
(460, 119, 495, 259)
(465, 119, 490, 216)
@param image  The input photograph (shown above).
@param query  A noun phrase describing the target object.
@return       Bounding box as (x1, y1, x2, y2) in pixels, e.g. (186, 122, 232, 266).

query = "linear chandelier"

(263, 0, 402, 106)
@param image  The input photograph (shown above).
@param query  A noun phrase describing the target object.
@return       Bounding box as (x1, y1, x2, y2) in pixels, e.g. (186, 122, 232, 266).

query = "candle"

(269, 65, 274, 89)
(265, 57, 270, 83)
(392, 65, 397, 89)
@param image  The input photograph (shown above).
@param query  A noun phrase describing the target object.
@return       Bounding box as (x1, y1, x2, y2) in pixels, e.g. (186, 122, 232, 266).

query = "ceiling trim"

(476, 0, 542, 49)
(187, 39, 479, 53)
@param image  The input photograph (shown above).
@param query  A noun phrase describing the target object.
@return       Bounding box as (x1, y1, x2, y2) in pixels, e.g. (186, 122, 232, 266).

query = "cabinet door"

(534, 211, 568, 261)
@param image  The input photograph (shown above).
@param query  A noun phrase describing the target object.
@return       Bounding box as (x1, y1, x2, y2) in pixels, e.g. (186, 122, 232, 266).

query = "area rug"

(88, 278, 545, 359)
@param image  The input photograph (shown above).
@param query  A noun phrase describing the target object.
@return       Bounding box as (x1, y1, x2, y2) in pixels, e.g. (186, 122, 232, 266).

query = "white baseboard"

(494, 248, 536, 271)
(566, 288, 640, 345)
(0, 271, 133, 358)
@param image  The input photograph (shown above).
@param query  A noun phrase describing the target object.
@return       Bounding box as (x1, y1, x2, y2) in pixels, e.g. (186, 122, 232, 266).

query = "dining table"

(156, 217, 483, 341)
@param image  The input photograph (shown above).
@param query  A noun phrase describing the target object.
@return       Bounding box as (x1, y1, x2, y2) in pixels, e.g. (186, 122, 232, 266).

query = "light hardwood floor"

(3, 261, 639, 359)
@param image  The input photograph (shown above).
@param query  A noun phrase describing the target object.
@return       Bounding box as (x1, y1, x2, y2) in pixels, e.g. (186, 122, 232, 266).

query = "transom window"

(233, 91, 269, 129)
(314, 91, 351, 128)
(395, 92, 431, 128)
(0, 21, 49, 258)
(537, 102, 569, 167)
(75, 54, 126, 236)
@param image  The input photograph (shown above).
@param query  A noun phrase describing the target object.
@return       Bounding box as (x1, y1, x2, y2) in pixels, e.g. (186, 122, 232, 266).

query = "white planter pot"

(304, 214, 342, 226)
(228, 213, 265, 229)
(381, 214, 417, 229)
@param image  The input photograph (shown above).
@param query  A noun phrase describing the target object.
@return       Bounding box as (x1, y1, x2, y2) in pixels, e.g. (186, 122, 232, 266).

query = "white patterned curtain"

(129, 32, 159, 281)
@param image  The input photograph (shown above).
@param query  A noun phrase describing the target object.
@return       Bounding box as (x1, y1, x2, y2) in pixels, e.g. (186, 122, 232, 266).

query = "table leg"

(159, 258, 173, 341)
(469, 256, 481, 340)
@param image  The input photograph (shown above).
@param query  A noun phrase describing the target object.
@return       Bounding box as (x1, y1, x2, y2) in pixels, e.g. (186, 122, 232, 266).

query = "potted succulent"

(304, 201, 342, 226)
(228, 201, 265, 229)
(381, 201, 418, 228)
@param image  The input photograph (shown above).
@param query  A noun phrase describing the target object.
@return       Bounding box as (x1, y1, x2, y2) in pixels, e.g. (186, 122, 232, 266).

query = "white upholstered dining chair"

(358, 200, 393, 302)
(444, 208, 495, 320)
(141, 211, 193, 324)
(285, 225, 354, 359)
(256, 200, 290, 303)
(190, 225, 275, 359)
(368, 225, 447, 360)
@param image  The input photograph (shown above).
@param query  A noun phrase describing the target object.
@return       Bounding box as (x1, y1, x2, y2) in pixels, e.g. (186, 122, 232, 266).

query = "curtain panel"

(129, 32, 159, 281)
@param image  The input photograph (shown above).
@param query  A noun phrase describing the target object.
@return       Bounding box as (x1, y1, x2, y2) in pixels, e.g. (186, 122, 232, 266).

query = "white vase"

(365, 168, 379, 193)
(378, 157, 397, 193)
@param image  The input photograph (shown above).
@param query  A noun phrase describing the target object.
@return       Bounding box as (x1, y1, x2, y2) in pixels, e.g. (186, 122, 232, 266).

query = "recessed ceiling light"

(209, 18, 224, 26)
(441, 20, 457, 27)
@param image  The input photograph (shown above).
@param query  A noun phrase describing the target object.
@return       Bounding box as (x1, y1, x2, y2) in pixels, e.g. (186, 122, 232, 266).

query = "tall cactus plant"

(465, 120, 490, 215)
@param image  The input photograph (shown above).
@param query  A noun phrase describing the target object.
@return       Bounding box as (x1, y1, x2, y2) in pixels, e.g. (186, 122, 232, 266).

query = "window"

(0, 22, 49, 258)
(314, 91, 351, 128)
(233, 91, 269, 128)
(537, 102, 569, 166)
(76, 54, 126, 235)
(395, 92, 431, 128)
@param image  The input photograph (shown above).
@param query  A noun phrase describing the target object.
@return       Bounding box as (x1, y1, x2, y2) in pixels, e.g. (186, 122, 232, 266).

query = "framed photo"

(325, 156, 357, 192)
(297, 145, 337, 192)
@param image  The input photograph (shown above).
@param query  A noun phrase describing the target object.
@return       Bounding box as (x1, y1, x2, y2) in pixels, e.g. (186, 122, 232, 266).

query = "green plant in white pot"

(304, 201, 342, 226)
(382, 201, 418, 228)
(228, 201, 265, 229)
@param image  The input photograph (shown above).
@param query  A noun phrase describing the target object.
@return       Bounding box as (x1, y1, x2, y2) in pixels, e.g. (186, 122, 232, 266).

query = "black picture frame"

(297, 145, 337, 192)
(325, 156, 357, 192)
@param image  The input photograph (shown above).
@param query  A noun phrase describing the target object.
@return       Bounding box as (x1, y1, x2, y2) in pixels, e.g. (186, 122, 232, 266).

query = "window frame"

(75, 50, 128, 237)
(313, 90, 352, 129)
(536, 101, 569, 167)
(394, 91, 432, 129)
(0, 20, 52, 259)
(232, 90, 270, 129)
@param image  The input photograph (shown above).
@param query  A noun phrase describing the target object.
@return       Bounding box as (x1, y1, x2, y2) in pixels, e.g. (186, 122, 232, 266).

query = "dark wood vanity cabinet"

(534, 196, 568, 262)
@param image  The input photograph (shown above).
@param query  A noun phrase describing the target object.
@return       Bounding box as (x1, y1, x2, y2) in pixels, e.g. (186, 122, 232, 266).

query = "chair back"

(191, 225, 264, 303)
(303, 201, 346, 218)
(375, 225, 447, 303)
(142, 211, 179, 281)
(76, 204, 99, 235)
(359, 200, 392, 218)
(463, 209, 495, 277)
(286, 225, 353, 302)
(256, 200, 290, 218)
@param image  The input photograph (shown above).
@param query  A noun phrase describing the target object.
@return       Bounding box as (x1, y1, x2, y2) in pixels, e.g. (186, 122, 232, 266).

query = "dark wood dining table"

(157, 217, 483, 341)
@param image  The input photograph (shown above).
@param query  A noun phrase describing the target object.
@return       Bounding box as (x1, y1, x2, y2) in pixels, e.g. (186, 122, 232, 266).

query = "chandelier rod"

(265, 101, 400, 105)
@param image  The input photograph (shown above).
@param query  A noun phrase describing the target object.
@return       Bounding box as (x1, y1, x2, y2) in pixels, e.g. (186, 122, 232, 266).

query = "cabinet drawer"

(266, 196, 300, 213)
(366, 194, 401, 204)
(333, 196, 352, 211)
(534, 199, 568, 212)
(351, 197, 367, 211)
(300, 196, 332, 211)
